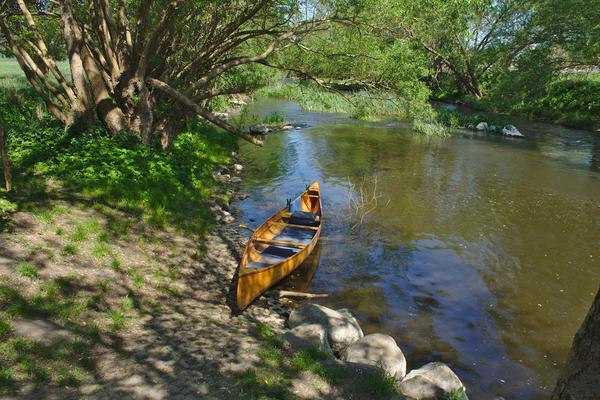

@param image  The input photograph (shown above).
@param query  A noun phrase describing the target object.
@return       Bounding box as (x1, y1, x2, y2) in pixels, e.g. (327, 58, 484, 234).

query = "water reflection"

(236, 99, 600, 399)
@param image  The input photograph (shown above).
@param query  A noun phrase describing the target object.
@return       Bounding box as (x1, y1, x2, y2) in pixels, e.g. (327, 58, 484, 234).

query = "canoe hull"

(236, 182, 322, 310)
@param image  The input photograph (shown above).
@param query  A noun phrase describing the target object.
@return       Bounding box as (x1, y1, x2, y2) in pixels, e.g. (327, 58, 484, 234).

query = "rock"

(229, 99, 247, 106)
(501, 124, 524, 138)
(341, 333, 406, 380)
(282, 323, 333, 355)
(232, 164, 243, 173)
(249, 124, 271, 135)
(475, 122, 488, 131)
(399, 362, 465, 400)
(214, 112, 229, 120)
(230, 177, 242, 184)
(215, 174, 230, 183)
(221, 210, 232, 217)
(288, 304, 363, 353)
(223, 215, 235, 224)
(282, 125, 294, 130)
(231, 151, 237, 157)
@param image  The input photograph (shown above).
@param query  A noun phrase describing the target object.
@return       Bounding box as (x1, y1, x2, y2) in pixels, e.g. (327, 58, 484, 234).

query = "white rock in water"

(230, 177, 242, 184)
(342, 333, 407, 380)
(400, 362, 466, 400)
(223, 215, 235, 224)
(282, 323, 333, 355)
(229, 99, 247, 106)
(288, 304, 363, 353)
(282, 125, 294, 130)
(502, 125, 524, 137)
(233, 164, 243, 173)
(475, 122, 489, 131)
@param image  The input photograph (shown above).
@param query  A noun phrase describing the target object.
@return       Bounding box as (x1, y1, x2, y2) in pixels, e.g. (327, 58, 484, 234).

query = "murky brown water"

(236, 99, 600, 399)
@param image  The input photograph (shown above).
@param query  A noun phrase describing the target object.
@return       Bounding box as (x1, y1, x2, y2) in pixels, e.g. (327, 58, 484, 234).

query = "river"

(234, 98, 600, 399)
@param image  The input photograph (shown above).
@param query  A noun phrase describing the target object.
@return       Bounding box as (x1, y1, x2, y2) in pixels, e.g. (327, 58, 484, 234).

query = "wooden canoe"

(236, 182, 322, 310)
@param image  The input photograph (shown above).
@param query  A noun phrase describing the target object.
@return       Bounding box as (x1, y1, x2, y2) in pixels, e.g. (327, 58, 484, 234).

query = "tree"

(0, 0, 352, 147)
(0, 111, 11, 191)
(371, 0, 535, 99)
(552, 286, 600, 400)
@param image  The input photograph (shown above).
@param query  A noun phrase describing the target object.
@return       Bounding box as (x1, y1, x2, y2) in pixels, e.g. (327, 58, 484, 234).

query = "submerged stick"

(278, 290, 328, 299)
(239, 223, 255, 232)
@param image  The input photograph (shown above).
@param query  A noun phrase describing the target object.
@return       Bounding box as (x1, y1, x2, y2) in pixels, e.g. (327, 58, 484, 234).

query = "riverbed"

(234, 98, 600, 399)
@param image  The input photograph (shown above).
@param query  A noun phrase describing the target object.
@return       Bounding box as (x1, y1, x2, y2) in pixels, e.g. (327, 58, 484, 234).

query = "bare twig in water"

(346, 175, 390, 231)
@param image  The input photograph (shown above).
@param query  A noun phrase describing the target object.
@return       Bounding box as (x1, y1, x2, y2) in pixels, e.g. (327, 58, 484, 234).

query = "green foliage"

(0, 89, 236, 234)
(446, 387, 468, 400)
(0, 197, 17, 226)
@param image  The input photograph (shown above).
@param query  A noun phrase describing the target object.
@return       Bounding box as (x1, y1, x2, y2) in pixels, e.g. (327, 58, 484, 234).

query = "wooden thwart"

(271, 221, 319, 230)
(254, 238, 308, 248)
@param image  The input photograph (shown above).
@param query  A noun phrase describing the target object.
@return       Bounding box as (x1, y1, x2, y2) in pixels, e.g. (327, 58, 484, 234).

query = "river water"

(234, 98, 600, 399)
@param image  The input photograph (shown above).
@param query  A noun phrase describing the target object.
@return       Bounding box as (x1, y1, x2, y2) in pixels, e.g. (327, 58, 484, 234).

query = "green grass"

(0, 57, 70, 91)
(17, 261, 39, 279)
(413, 118, 450, 137)
(230, 323, 401, 399)
(62, 243, 77, 255)
(107, 309, 126, 332)
(91, 243, 111, 258)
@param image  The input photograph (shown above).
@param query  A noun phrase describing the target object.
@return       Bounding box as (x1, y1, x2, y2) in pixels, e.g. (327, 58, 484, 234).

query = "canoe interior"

(243, 186, 321, 272)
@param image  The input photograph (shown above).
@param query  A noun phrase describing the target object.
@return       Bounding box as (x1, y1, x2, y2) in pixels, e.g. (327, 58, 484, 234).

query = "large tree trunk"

(0, 113, 12, 191)
(551, 286, 600, 399)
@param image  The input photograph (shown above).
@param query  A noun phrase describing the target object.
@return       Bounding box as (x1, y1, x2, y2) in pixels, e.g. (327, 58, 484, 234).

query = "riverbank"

(0, 86, 409, 399)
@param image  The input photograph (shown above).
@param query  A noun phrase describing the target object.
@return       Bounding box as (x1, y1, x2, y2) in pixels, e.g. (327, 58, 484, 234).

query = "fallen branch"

(238, 223, 255, 232)
(278, 290, 328, 299)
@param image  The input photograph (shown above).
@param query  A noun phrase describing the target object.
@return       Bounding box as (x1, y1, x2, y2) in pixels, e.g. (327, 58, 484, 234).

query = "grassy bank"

(255, 81, 430, 122)
(459, 73, 600, 132)
(234, 323, 400, 400)
(255, 81, 451, 137)
(0, 70, 239, 395)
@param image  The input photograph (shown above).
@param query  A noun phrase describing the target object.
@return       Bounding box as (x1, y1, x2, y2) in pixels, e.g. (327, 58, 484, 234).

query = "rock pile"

(470, 121, 525, 138)
(283, 303, 467, 400)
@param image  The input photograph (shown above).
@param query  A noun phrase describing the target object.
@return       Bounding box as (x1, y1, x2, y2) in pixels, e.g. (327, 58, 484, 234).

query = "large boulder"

(475, 122, 489, 131)
(282, 323, 333, 355)
(288, 304, 364, 353)
(400, 362, 466, 400)
(501, 124, 524, 138)
(341, 333, 406, 380)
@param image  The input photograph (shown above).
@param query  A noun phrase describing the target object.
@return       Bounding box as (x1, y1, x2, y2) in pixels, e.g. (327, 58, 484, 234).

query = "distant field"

(0, 57, 70, 90)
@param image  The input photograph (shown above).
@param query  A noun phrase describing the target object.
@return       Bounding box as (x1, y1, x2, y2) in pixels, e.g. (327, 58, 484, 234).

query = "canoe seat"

(247, 245, 301, 269)
(274, 227, 315, 243)
(288, 211, 319, 227)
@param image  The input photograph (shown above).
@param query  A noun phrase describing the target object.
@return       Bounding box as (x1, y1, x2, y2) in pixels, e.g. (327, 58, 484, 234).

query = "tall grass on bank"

(255, 82, 419, 121)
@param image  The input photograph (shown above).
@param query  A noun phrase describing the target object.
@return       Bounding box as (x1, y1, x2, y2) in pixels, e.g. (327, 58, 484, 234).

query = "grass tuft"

(17, 261, 38, 279)
(62, 243, 77, 255)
